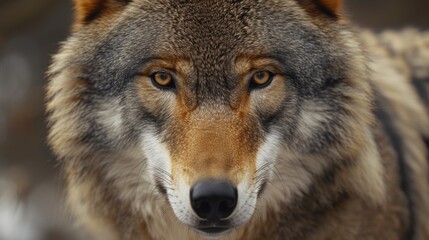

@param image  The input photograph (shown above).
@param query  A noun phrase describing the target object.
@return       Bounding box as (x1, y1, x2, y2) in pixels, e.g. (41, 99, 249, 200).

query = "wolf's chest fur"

(46, 0, 429, 239)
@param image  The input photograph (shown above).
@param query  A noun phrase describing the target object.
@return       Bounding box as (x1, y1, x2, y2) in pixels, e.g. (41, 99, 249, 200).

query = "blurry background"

(0, 0, 428, 240)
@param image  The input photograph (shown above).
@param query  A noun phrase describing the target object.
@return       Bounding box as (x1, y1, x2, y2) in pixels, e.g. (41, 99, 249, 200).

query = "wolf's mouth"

(191, 217, 235, 237)
(195, 226, 232, 237)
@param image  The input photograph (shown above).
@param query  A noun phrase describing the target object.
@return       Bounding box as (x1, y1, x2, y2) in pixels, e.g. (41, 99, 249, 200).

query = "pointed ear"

(318, 0, 342, 14)
(73, 0, 131, 30)
(296, 0, 343, 19)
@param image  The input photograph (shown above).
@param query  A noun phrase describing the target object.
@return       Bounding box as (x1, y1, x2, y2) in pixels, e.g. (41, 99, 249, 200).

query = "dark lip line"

(194, 223, 233, 231)
(195, 227, 233, 236)
(197, 226, 231, 230)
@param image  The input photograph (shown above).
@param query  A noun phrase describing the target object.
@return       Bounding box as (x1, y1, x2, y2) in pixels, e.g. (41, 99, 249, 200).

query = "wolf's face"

(48, 0, 384, 238)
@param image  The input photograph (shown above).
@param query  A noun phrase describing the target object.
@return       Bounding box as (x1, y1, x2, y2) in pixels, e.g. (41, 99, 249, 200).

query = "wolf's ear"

(73, 0, 131, 30)
(296, 0, 343, 18)
(317, 0, 342, 14)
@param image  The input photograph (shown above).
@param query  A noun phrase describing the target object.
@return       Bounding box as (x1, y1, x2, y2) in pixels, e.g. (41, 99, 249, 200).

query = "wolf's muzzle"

(190, 179, 237, 226)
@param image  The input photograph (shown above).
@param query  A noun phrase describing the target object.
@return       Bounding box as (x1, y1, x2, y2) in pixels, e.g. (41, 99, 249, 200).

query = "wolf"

(46, 0, 429, 239)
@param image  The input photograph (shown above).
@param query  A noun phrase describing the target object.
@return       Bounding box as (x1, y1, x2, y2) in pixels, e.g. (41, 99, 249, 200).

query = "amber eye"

(250, 70, 274, 89)
(151, 72, 175, 89)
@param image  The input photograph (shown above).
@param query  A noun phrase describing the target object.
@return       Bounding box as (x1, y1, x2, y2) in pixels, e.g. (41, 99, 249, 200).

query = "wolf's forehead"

(133, 0, 268, 54)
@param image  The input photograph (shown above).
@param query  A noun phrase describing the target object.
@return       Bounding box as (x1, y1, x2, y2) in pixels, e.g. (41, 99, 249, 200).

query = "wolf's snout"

(190, 180, 238, 221)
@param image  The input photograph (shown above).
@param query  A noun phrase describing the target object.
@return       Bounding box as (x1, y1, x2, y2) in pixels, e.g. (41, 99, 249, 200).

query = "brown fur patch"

(73, 0, 130, 31)
(318, 0, 341, 14)
(168, 111, 259, 186)
(296, 0, 342, 19)
(235, 56, 285, 76)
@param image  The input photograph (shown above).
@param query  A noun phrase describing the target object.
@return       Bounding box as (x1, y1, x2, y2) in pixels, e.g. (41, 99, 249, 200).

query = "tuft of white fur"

(96, 98, 124, 139)
(141, 130, 172, 187)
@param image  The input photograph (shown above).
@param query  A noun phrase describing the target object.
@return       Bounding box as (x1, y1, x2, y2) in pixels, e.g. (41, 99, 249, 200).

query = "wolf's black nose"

(190, 180, 238, 221)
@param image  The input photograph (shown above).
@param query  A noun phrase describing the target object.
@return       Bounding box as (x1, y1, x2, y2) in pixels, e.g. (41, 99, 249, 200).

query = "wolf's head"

(47, 0, 385, 238)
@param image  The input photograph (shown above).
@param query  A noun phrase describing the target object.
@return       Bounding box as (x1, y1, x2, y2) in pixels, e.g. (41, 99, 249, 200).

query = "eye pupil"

(159, 73, 168, 81)
(251, 70, 273, 88)
(256, 72, 266, 80)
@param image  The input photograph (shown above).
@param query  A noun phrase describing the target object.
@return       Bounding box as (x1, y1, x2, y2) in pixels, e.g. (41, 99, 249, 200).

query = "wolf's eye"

(151, 72, 175, 89)
(250, 70, 274, 89)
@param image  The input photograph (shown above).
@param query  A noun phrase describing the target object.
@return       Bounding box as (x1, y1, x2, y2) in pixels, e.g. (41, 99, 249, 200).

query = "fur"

(46, 0, 429, 239)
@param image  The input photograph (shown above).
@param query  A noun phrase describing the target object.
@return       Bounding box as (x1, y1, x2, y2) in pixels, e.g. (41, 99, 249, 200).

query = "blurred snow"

(0, 178, 42, 240)
(0, 169, 89, 240)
